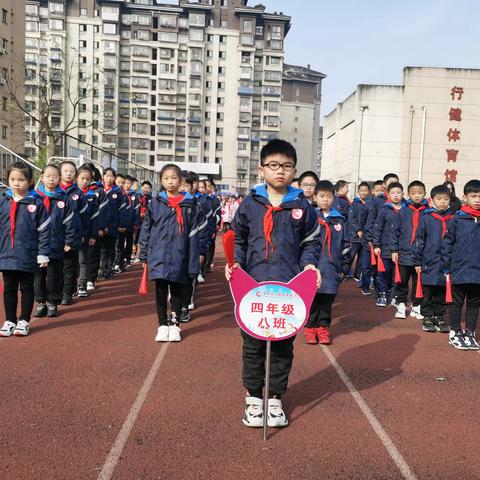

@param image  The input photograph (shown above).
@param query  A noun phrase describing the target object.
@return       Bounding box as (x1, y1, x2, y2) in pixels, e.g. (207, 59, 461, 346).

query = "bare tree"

(1, 47, 114, 161)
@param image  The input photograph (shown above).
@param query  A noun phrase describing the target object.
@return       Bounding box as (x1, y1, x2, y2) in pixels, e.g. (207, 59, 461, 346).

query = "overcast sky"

(262, 0, 480, 118)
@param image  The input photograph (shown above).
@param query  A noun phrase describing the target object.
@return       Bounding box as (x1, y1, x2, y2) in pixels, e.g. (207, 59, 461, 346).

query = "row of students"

(0, 161, 154, 336)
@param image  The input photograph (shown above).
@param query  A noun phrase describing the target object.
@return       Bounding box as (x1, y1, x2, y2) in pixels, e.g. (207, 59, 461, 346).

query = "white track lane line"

(320, 345, 417, 480)
(97, 343, 170, 480)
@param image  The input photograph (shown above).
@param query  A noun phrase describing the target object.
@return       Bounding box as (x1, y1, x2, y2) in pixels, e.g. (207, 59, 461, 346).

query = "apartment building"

(24, 0, 291, 193)
(0, 0, 25, 156)
(280, 63, 325, 174)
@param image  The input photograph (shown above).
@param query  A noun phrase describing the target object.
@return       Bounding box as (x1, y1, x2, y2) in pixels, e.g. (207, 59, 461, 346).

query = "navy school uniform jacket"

(412, 208, 454, 286)
(0, 190, 51, 273)
(347, 197, 369, 243)
(372, 202, 404, 259)
(128, 190, 143, 230)
(103, 184, 127, 238)
(231, 184, 321, 283)
(36, 186, 76, 260)
(122, 189, 136, 232)
(333, 194, 351, 220)
(317, 209, 350, 295)
(391, 199, 429, 266)
(138, 191, 200, 284)
(192, 195, 209, 256)
(365, 194, 387, 242)
(80, 187, 102, 241)
(89, 183, 110, 234)
(59, 182, 85, 250)
(195, 193, 215, 245)
(441, 209, 480, 285)
(210, 194, 222, 226)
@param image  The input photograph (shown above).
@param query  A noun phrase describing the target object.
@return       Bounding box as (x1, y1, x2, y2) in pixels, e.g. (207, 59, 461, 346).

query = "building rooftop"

(283, 63, 326, 83)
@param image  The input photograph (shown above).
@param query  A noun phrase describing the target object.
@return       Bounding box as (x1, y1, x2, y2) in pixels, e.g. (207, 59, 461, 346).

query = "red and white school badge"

(334, 224, 342, 231)
(28, 205, 37, 213)
(72, 194, 79, 201)
(131, 195, 136, 201)
(112, 194, 118, 199)
(57, 201, 65, 208)
(292, 209, 303, 220)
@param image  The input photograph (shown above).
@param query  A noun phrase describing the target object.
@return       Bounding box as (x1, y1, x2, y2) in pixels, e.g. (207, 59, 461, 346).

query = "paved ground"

(1, 243, 480, 480)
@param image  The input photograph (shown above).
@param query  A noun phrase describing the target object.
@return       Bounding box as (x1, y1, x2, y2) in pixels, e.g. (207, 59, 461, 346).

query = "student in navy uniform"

(227, 139, 321, 429)
(180, 170, 209, 320)
(34, 164, 76, 318)
(333, 180, 351, 219)
(124, 175, 141, 269)
(205, 178, 221, 274)
(59, 161, 85, 305)
(83, 164, 109, 291)
(76, 165, 101, 297)
(391, 181, 429, 320)
(99, 168, 126, 279)
(0, 162, 51, 337)
(346, 181, 370, 283)
(372, 182, 405, 307)
(113, 173, 130, 273)
(443, 180, 462, 212)
(304, 180, 349, 346)
(139, 164, 200, 343)
(298, 171, 319, 206)
(412, 185, 453, 333)
(133, 180, 153, 262)
(442, 179, 480, 351)
(196, 179, 214, 283)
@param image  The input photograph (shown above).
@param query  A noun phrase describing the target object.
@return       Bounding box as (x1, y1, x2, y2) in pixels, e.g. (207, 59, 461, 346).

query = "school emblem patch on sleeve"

(57, 201, 65, 208)
(334, 224, 342, 231)
(28, 205, 37, 213)
(292, 209, 303, 220)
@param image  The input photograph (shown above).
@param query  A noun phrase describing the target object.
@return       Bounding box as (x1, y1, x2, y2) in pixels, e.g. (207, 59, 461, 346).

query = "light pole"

(356, 105, 368, 189)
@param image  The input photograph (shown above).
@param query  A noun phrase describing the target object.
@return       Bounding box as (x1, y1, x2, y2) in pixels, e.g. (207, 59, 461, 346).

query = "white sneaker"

(0, 321, 16, 337)
(168, 325, 181, 342)
(267, 398, 288, 427)
(411, 305, 424, 319)
(197, 273, 205, 283)
(242, 396, 263, 428)
(155, 325, 169, 342)
(390, 297, 397, 307)
(395, 303, 407, 319)
(13, 320, 29, 337)
(86, 282, 95, 292)
(188, 303, 195, 311)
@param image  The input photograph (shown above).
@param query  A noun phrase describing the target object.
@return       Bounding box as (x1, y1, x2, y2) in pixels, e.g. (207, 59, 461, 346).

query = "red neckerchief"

(8, 198, 18, 248)
(337, 194, 351, 205)
(461, 205, 480, 218)
(168, 195, 184, 234)
(123, 188, 132, 207)
(36, 189, 51, 213)
(264, 205, 283, 259)
(431, 212, 454, 239)
(409, 204, 427, 244)
(103, 183, 113, 194)
(318, 217, 332, 259)
(59, 181, 73, 192)
(81, 186, 90, 194)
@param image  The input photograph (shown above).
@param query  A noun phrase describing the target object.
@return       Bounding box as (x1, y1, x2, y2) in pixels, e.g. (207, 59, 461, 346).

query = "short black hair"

(80, 162, 101, 182)
(76, 165, 93, 179)
(103, 167, 117, 177)
(383, 173, 399, 183)
(358, 181, 371, 190)
(8, 161, 34, 183)
(298, 171, 319, 186)
(125, 175, 134, 182)
(408, 180, 426, 192)
(260, 139, 297, 166)
(42, 164, 60, 175)
(464, 179, 480, 195)
(159, 164, 182, 180)
(373, 180, 384, 188)
(116, 173, 126, 180)
(141, 180, 152, 188)
(430, 184, 450, 199)
(335, 180, 348, 192)
(182, 170, 196, 187)
(315, 180, 335, 195)
(59, 160, 77, 173)
(387, 181, 403, 192)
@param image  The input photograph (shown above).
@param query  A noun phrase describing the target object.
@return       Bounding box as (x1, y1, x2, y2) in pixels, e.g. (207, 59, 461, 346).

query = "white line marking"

(320, 345, 417, 480)
(97, 343, 170, 480)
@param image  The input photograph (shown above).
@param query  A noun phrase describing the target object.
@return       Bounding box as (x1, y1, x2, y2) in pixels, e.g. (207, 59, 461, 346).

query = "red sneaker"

(317, 327, 331, 345)
(304, 327, 318, 345)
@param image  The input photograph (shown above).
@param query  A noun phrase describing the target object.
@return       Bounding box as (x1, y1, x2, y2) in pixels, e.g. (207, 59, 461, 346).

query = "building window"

(104, 23, 117, 35)
(50, 3, 64, 14)
(243, 20, 253, 33)
(2, 97, 7, 111)
(2, 9, 7, 24)
(80, 24, 87, 32)
(80, 8, 87, 17)
(241, 34, 254, 46)
(221, 0, 228, 6)
(26, 21, 39, 32)
(189, 29, 204, 42)
(1, 125, 7, 139)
